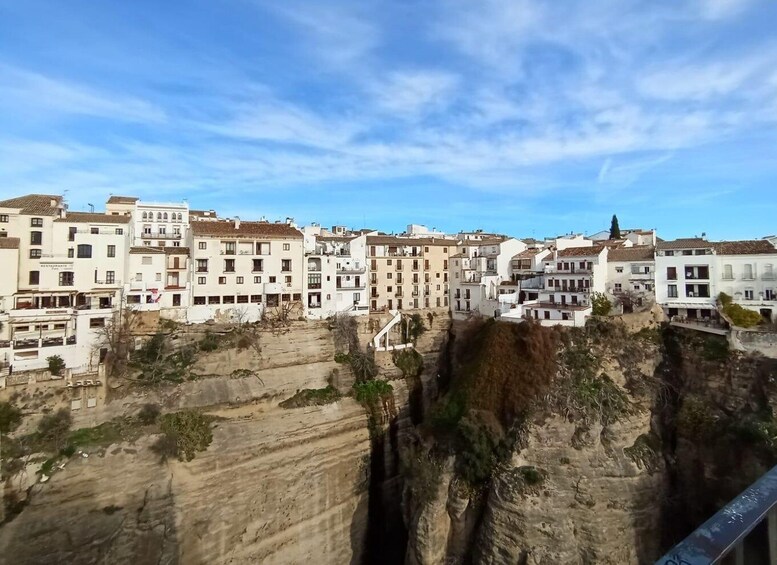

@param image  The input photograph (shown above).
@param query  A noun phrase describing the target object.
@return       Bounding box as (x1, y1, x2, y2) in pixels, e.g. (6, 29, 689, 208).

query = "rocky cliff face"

(402, 319, 777, 565)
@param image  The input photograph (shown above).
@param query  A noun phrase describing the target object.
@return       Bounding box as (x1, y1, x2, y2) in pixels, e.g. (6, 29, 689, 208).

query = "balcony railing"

(337, 266, 366, 274)
(141, 232, 181, 239)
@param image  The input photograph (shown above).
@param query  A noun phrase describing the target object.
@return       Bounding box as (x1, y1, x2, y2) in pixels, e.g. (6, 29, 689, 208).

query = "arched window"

(157, 212, 162, 220)
(163, 212, 168, 220)
(177, 213, 182, 221)
(142, 211, 147, 220)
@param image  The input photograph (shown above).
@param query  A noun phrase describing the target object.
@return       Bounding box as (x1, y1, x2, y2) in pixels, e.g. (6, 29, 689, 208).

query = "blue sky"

(1, 0, 776, 240)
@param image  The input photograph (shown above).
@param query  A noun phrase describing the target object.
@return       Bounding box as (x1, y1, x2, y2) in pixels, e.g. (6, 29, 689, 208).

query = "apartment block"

(525, 245, 608, 326)
(450, 237, 526, 318)
(190, 219, 304, 322)
(656, 238, 777, 322)
(303, 229, 369, 319)
(606, 246, 656, 310)
(367, 236, 453, 312)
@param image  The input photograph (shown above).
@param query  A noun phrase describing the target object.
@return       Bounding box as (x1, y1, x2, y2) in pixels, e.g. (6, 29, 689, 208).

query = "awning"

(660, 302, 715, 309)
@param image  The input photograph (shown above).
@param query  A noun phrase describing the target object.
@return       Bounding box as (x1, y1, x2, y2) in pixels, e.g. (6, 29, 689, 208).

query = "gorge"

(2, 309, 777, 564)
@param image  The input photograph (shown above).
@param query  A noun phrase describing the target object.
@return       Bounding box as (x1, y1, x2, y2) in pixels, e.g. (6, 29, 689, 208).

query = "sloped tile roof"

(713, 240, 776, 255)
(657, 238, 711, 250)
(106, 195, 138, 204)
(55, 212, 131, 224)
(129, 246, 165, 254)
(0, 194, 63, 216)
(191, 220, 302, 238)
(0, 237, 21, 249)
(608, 246, 655, 262)
(557, 245, 604, 258)
(164, 247, 190, 255)
(366, 235, 453, 246)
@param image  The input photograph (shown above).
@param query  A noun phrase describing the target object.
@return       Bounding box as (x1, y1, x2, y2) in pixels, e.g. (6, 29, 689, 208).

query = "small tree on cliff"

(609, 214, 621, 239)
(591, 292, 612, 316)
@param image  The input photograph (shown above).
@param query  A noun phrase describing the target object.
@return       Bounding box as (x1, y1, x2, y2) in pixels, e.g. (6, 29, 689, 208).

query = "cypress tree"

(609, 214, 621, 239)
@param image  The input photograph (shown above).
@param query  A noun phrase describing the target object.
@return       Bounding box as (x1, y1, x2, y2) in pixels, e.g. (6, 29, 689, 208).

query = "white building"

(606, 246, 655, 312)
(189, 219, 304, 323)
(132, 200, 189, 248)
(525, 245, 608, 326)
(450, 237, 526, 319)
(303, 231, 369, 319)
(656, 238, 777, 322)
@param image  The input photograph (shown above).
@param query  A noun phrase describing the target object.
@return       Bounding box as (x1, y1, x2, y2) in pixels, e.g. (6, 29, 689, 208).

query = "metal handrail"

(656, 464, 777, 564)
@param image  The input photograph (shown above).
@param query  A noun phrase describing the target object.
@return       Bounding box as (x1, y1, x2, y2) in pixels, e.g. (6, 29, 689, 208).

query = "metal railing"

(656, 464, 777, 564)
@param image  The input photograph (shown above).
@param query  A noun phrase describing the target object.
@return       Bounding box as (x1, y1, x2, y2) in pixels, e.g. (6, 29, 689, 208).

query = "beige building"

(366, 236, 452, 312)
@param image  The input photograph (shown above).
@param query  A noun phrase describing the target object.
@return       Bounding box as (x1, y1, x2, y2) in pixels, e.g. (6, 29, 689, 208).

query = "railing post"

(769, 507, 777, 565)
(735, 541, 745, 565)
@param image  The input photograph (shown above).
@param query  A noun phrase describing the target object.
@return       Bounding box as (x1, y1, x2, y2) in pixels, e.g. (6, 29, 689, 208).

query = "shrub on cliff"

(152, 410, 213, 462)
(0, 401, 22, 434)
(46, 355, 65, 376)
(279, 386, 341, 408)
(591, 292, 612, 316)
(393, 348, 424, 378)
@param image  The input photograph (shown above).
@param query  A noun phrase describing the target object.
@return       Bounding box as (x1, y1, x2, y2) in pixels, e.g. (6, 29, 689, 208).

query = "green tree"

(0, 401, 22, 434)
(37, 408, 72, 450)
(591, 292, 612, 316)
(609, 214, 621, 239)
(47, 355, 65, 376)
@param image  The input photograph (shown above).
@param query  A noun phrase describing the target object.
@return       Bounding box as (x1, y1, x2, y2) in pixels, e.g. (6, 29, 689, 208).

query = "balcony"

(141, 232, 181, 240)
(337, 266, 366, 274)
(308, 283, 322, 289)
(219, 250, 236, 255)
(337, 282, 366, 290)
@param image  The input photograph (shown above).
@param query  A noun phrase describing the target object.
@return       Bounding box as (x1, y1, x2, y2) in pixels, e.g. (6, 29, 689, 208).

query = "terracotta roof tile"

(191, 220, 302, 238)
(366, 235, 453, 246)
(657, 238, 711, 250)
(164, 247, 190, 255)
(106, 195, 138, 204)
(608, 246, 655, 262)
(557, 245, 604, 258)
(713, 240, 776, 255)
(0, 194, 63, 216)
(129, 246, 165, 254)
(55, 212, 131, 224)
(0, 237, 20, 250)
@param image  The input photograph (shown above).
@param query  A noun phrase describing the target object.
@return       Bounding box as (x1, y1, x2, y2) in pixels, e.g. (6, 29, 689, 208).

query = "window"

(668, 284, 678, 298)
(745, 289, 754, 300)
(667, 267, 677, 280)
(224, 259, 235, 272)
(135, 273, 142, 281)
(157, 212, 162, 220)
(616, 267, 623, 273)
(237, 295, 248, 303)
(29, 249, 41, 259)
(219, 276, 226, 284)
(159, 226, 166, 235)
(30, 218, 43, 227)
(89, 318, 105, 328)
(614, 283, 622, 292)
(198, 276, 206, 284)
(237, 276, 244, 284)
(223, 241, 235, 255)
(269, 276, 277, 283)
(29, 271, 39, 285)
(308, 274, 321, 289)
(196, 259, 208, 272)
(30, 231, 42, 245)
(127, 295, 141, 304)
(0, 214, 7, 222)
(198, 241, 207, 250)
(223, 296, 235, 304)
(194, 296, 206, 305)
(208, 296, 220, 304)
(743, 264, 754, 280)
(143, 225, 152, 234)
(115, 228, 123, 235)
(106, 271, 115, 284)
(387, 272, 393, 279)
(107, 245, 116, 258)
(765, 264, 775, 280)
(254, 276, 261, 283)
(257, 242, 270, 255)
(285, 276, 292, 284)
(282, 259, 292, 272)
(77, 244, 92, 258)
(283, 243, 290, 251)
(251, 295, 262, 303)
(59, 272, 74, 286)
(252, 259, 263, 272)
(155, 273, 162, 282)
(140, 256, 152, 265)
(163, 212, 168, 220)
(90, 227, 99, 235)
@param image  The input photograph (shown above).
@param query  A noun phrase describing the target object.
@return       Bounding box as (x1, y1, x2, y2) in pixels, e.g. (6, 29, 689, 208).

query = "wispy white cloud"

(370, 70, 459, 117)
(0, 65, 165, 123)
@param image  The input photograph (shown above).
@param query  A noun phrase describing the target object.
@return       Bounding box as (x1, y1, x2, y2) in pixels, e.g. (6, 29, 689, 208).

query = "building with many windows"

(605, 246, 656, 311)
(367, 236, 453, 312)
(189, 219, 304, 322)
(656, 238, 777, 322)
(525, 245, 608, 326)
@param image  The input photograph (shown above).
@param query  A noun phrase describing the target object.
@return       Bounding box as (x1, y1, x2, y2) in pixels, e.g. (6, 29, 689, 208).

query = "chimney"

(234, 216, 240, 229)
(50, 198, 57, 208)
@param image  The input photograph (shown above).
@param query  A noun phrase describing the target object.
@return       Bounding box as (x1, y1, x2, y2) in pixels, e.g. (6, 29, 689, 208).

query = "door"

(336, 276, 342, 289)
(388, 299, 393, 310)
(173, 257, 180, 269)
